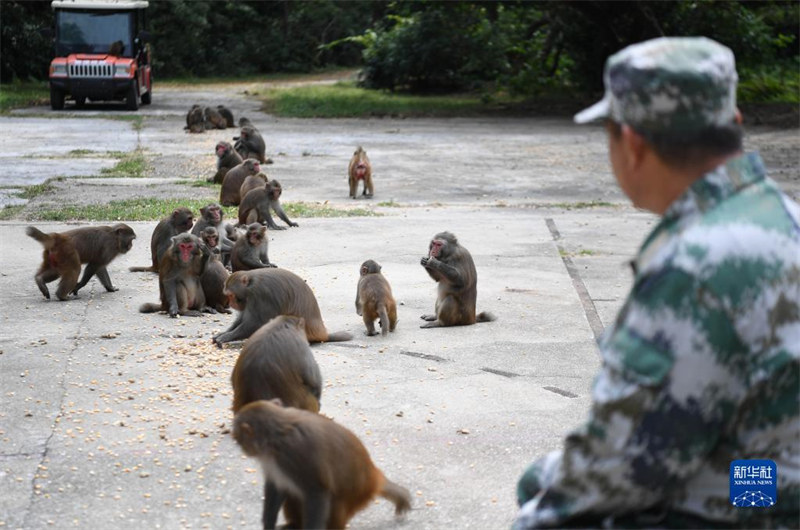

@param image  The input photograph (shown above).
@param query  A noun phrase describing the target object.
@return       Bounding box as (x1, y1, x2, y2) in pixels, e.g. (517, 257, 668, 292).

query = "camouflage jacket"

(516, 152, 800, 529)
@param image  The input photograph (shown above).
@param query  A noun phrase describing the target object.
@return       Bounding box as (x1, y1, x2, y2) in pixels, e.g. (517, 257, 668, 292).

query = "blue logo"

(730, 459, 777, 508)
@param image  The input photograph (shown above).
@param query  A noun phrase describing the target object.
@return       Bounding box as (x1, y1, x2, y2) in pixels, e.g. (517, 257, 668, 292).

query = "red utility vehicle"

(49, 0, 152, 110)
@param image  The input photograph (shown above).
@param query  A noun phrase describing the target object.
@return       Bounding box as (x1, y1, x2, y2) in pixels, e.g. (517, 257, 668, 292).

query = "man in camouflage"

(515, 37, 799, 529)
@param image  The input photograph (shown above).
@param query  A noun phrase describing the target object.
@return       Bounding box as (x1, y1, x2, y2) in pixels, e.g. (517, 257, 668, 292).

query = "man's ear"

(734, 108, 743, 125)
(621, 124, 648, 172)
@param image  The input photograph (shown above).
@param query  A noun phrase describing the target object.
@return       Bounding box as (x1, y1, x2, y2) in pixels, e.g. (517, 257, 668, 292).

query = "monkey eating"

(348, 146, 374, 199)
(233, 399, 412, 530)
(356, 259, 398, 336)
(231, 315, 322, 414)
(238, 179, 299, 230)
(130, 207, 194, 273)
(26, 224, 137, 299)
(231, 223, 276, 271)
(209, 141, 243, 184)
(139, 233, 213, 318)
(220, 159, 261, 207)
(420, 231, 495, 327)
(213, 268, 353, 345)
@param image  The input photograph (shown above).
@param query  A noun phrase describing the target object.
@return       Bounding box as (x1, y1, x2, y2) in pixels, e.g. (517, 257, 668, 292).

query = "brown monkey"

(233, 399, 412, 529)
(27, 224, 137, 298)
(231, 315, 322, 414)
(191, 202, 236, 265)
(213, 268, 352, 345)
(209, 141, 244, 184)
(239, 172, 268, 200)
(184, 104, 204, 133)
(220, 159, 261, 207)
(130, 207, 194, 273)
(198, 228, 231, 314)
(139, 233, 212, 318)
(203, 106, 227, 130)
(238, 179, 298, 230)
(238, 117, 253, 128)
(234, 125, 266, 164)
(25, 227, 80, 301)
(348, 146, 374, 199)
(216, 105, 235, 128)
(420, 232, 495, 327)
(231, 223, 275, 271)
(356, 259, 398, 336)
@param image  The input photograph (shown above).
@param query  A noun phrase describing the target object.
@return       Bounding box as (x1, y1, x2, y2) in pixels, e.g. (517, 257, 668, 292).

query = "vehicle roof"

(51, 0, 148, 10)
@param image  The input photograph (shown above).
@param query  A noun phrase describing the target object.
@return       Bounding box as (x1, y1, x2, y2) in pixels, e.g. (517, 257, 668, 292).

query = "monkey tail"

(379, 477, 412, 516)
(139, 302, 162, 313)
(129, 265, 156, 272)
(378, 304, 390, 337)
(477, 311, 496, 323)
(325, 330, 353, 342)
(25, 226, 52, 247)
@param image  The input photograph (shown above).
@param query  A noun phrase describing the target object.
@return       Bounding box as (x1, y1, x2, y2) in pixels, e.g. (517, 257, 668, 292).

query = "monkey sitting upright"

(420, 231, 495, 327)
(356, 259, 398, 336)
(233, 399, 412, 529)
(231, 223, 276, 272)
(348, 146, 374, 199)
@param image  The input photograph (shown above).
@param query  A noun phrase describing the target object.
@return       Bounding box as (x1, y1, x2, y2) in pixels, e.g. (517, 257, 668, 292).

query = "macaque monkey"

(213, 269, 353, 345)
(356, 259, 397, 336)
(220, 159, 261, 207)
(25, 228, 80, 301)
(234, 124, 266, 164)
(209, 141, 243, 184)
(139, 233, 212, 317)
(204, 106, 227, 130)
(26, 224, 136, 299)
(191, 202, 236, 266)
(216, 105, 235, 128)
(348, 146, 373, 199)
(231, 315, 322, 414)
(198, 228, 231, 314)
(233, 399, 412, 529)
(184, 104, 204, 133)
(231, 223, 275, 271)
(130, 207, 194, 273)
(420, 231, 495, 327)
(238, 179, 298, 230)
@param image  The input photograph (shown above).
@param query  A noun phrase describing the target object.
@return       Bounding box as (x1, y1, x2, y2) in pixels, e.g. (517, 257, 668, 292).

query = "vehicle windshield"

(55, 10, 134, 57)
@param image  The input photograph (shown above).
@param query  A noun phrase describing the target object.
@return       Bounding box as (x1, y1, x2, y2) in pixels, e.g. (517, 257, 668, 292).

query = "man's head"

(578, 37, 744, 212)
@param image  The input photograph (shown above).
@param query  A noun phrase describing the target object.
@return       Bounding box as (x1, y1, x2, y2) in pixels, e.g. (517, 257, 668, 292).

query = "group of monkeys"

(24, 108, 497, 528)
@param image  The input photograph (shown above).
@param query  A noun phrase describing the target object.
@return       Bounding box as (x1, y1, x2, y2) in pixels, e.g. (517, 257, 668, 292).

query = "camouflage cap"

(574, 37, 738, 135)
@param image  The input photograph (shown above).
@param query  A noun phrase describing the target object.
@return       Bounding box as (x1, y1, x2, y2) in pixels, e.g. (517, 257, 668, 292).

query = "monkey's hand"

(270, 225, 287, 231)
(168, 305, 179, 318)
(288, 221, 299, 227)
(420, 256, 430, 267)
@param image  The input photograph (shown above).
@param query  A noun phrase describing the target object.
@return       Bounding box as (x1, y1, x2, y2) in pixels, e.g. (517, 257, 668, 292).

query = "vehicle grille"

(69, 61, 113, 78)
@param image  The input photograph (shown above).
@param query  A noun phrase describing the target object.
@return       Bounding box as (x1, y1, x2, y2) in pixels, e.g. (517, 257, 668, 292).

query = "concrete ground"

(0, 81, 797, 529)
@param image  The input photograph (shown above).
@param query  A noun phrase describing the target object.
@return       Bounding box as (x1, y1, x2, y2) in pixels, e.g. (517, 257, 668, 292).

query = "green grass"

(0, 205, 25, 220)
(177, 179, 217, 188)
(259, 81, 517, 118)
(16, 182, 57, 200)
(0, 82, 49, 113)
(14, 198, 378, 222)
(376, 200, 402, 207)
(100, 150, 149, 178)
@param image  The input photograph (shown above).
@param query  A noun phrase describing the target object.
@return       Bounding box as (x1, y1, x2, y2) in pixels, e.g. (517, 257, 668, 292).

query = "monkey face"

(177, 241, 196, 263)
(429, 239, 444, 258)
(216, 143, 229, 157)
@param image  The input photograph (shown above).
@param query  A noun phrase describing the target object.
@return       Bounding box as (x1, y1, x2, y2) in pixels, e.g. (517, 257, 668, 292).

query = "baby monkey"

(355, 259, 397, 336)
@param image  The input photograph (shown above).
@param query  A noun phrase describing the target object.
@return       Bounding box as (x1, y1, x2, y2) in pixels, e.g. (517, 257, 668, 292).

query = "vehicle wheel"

(75, 96, 86, 109)
(125, 81, 139, 111)
(140, 79, 151, 105)
(50, 86, 65, 111)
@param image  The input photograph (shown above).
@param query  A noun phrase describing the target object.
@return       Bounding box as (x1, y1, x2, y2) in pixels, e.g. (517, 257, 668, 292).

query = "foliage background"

(1, 0, 797, 102)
